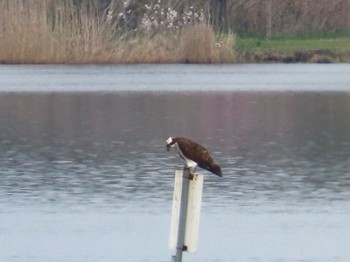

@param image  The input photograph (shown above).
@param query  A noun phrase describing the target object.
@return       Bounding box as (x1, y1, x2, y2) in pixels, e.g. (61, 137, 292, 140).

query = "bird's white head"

(166, 137, 175, 151)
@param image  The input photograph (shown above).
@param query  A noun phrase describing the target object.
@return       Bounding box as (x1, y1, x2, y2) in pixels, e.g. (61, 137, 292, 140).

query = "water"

(0, 64, 350, 262)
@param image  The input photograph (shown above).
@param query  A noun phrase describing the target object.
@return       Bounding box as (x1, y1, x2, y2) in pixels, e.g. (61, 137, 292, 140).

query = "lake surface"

(0, 64, 350, 262)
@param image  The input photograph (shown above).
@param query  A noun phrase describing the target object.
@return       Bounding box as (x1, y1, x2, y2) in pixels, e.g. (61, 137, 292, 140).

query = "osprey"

(166, 136, 222, 177)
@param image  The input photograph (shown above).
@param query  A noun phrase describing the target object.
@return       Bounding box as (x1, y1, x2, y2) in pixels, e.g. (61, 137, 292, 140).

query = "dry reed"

(181, 24, 235, 63)
(0, 0, 236, 64)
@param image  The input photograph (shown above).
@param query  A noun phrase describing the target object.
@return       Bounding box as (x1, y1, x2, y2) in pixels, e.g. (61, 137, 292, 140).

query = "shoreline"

(237, 49, 350, 63)
(1, 49, 349, 65)
(1, 44, 349, 65)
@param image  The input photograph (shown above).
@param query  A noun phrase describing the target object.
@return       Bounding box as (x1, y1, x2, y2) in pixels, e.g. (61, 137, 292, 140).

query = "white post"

(169, 168, 204, 261)
(172, 167, 191, 262)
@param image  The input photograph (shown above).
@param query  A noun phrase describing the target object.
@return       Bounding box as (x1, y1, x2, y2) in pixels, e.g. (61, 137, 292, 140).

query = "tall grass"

(0, 0, 121, 63)
(0, 0, 236, 64)
(181, 24, 235, 63)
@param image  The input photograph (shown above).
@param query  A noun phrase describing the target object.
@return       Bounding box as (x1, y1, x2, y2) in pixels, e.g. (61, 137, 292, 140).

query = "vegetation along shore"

(0, 0, 349, 64)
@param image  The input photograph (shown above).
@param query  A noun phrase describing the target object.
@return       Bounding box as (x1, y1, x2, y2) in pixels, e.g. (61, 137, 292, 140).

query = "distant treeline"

(67, 0, 350, 37)
(230, 0, 350, 37)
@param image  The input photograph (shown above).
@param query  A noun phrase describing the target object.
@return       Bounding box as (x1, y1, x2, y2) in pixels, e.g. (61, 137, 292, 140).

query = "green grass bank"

(236, 37, 350, 63)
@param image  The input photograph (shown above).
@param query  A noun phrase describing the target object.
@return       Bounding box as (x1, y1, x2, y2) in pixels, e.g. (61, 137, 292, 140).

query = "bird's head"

(165, 136, 176, 151)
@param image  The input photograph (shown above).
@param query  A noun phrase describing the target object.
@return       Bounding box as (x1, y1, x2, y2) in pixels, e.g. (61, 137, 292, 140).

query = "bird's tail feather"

(208, 164, 222, 177)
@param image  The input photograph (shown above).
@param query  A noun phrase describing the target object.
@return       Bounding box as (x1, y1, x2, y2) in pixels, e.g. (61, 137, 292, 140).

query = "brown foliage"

(0, 0, 236, 64)
(230, 0, 350, 36)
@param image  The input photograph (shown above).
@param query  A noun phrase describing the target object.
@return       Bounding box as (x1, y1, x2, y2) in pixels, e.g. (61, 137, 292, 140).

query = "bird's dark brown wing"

(175, 137, 222, 176)
(177, 138, 214, 166)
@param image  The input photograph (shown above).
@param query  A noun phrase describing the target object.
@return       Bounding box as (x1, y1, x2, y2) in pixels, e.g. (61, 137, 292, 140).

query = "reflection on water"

(1, 91, 350, 211)
(1, 65, 350, 262)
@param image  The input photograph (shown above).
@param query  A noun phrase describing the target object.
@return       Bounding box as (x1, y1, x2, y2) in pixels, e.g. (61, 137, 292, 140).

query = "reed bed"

(0, 0, 236, 64)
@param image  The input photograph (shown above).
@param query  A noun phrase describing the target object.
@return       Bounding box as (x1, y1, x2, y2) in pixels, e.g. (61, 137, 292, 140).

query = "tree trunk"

(266, 0, 272, 38)
(218, 0, 229, 33)
(212, 0, 229, 33)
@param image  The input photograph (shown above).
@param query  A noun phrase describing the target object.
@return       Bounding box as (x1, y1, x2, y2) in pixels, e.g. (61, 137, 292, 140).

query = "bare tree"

(203, 0, 229, 32)
(266, 0, 272, 38)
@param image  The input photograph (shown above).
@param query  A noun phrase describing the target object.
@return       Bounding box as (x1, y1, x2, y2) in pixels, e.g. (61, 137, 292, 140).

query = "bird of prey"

(166, 136, 222, 177)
